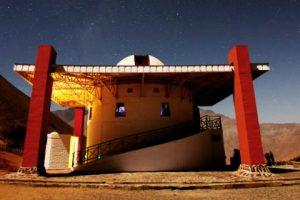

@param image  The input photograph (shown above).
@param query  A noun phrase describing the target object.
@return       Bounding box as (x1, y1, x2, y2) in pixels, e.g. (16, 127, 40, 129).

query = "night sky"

(0, 0, 299, 123)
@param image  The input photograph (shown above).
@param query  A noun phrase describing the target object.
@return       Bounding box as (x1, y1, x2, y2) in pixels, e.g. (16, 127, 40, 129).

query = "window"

(89, 107, 92, 120)
(160, 103, 170, 117)
(153, 88, 159, 93)
(134, 55, 149, 66)
(115, 103, 126, 117)
(127, 87, 133, 93)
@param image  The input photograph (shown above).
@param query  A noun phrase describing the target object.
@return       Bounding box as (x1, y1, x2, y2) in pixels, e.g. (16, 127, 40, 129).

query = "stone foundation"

(44, 133, 74, 170)
(17, 167, 38, 174)
(236, 164, 273, 178)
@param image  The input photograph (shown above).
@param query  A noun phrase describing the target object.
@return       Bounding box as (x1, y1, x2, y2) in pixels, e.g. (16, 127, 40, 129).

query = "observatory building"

(14, 45, 270, 174)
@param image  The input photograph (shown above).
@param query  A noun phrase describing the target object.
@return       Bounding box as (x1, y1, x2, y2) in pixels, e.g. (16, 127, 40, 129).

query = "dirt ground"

(0, 184, 298, 200)
(3, 170, 300, 184)
(0, 152, 22, 171)
(1, 168, 299, 199)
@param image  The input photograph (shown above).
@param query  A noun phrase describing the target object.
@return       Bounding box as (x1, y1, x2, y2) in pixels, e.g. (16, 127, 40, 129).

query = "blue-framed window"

(115, 103, 126, 117)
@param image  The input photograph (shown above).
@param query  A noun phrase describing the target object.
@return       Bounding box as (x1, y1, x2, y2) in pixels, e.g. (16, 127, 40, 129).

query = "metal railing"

(72, 115, 222, 167)
(200, 115, 222, 131)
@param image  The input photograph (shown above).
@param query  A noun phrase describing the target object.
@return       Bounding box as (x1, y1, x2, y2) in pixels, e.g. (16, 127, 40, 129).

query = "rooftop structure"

(14, 61, 268, 107)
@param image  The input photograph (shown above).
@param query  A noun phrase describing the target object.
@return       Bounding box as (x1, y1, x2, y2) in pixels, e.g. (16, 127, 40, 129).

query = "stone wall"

(44, 132, 78, 170)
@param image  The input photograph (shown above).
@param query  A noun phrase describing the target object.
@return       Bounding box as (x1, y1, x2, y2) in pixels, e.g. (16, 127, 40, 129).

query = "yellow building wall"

(87, 83, 193, 147)
(68, 136, 79, 168)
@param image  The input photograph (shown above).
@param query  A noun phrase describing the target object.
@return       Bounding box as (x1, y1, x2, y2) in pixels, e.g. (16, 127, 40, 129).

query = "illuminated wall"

(86, 83, 193, 146)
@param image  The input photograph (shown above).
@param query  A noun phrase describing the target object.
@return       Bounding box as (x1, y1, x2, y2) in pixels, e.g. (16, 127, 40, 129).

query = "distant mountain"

(53, 108, 75, 126)
(0, 75, 73, 149)
(53, 108, 88, 135)
(201, 109, 300, 162)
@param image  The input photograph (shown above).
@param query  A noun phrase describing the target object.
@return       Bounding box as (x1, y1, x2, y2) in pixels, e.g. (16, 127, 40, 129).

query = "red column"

(21, 45, 56, 174)
(228, 45, 264, 165)
(73, 107, 85, 151)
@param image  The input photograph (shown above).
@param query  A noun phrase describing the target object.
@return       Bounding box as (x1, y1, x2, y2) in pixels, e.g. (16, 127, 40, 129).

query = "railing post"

(81, 150, 84, 164)
(98, 144, 101, 159)
(86, 149, 89, 162)
(78, 151, 81, 164)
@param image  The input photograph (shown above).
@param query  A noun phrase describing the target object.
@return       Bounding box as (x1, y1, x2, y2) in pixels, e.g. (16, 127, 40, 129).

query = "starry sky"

(0, 0, 299, 123)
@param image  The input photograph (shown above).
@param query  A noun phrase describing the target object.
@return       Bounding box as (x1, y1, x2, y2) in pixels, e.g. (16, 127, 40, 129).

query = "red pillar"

(73, 107, 85, 151)
(228, 45, 264, 165)
(21, 45, 56, 174)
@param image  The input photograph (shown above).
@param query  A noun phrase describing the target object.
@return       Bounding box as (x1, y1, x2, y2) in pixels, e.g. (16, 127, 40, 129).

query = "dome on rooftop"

(117, 55, 164, 66)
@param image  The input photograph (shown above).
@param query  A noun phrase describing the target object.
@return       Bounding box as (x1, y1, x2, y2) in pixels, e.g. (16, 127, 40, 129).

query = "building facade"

(14, 45, 270, 175)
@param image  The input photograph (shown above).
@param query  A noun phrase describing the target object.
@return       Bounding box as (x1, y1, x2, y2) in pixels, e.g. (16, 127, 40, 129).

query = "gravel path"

(0, 184, 299, 200)
(2, 171, 300, 184)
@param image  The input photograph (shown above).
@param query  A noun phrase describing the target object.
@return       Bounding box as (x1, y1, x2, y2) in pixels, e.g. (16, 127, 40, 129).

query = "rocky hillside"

(201, 109, 300, 162)
(0, 75, 73, 149)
